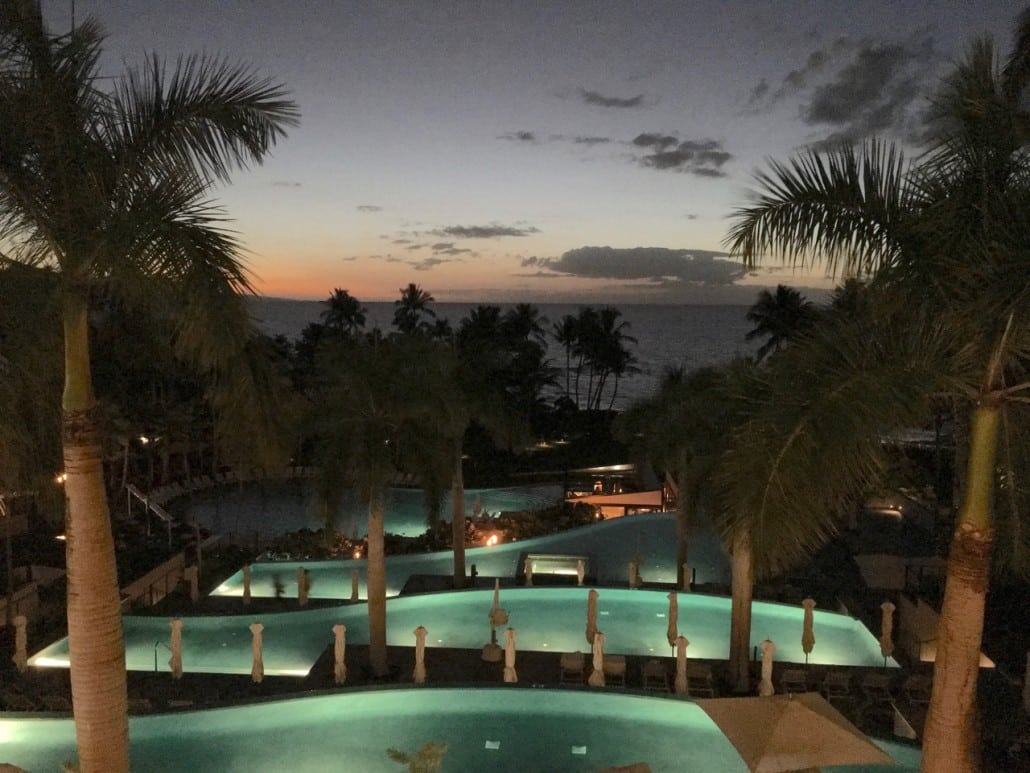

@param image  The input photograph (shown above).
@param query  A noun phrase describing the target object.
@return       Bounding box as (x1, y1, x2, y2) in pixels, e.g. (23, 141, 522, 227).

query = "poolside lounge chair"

(642, 659, 670, 692)
(686, 663, 717, 697)
(821, 670, 853, 704)
(603, 655, 627, 686)
(780, 668, 809, 694)
(560, 651, 586, 685)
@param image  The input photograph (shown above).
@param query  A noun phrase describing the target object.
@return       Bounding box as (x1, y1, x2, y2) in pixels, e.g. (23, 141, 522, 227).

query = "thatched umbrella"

(503, 628, 517, 683)
(414, 625, 428, 684)
(332, 623, 347, 685)
(249, 621, 264, 683)
(666, 592, 679, 650)
(879, 601, 896, 664)
(585, 589, 599, 645)
(588, 631, 606, 687)
(758, 639, 775, 696)
(801, 598, 816, 663)
(674, 635, 689, 695)
(168, 618, 183, 680)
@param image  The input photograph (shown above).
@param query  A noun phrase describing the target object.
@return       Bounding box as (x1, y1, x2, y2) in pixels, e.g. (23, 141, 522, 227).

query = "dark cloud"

(356, 204, 382, 212)
(747, 79, 770, 106)
(431, 242, 472, 255)
(631, 135, 733, 176)
(499, 130, 537, 142)
(523, 246, 745, 286)
(433, 224, 539, 239)
(412, 257, 449, 271)
(573, 135, 611, 146)
(405, 243, 425, 251)
(578, 88, 644, 108)
(684, 213, 698, 220)
(272, 180, 302, 188)
(392, 238, 413, 244)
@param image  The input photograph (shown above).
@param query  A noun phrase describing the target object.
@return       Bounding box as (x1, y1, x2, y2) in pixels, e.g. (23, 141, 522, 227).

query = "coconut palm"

(744, 284, 819, 363)
(0, 6, 297, 770)
(321, 287, 368, 336)
(723, 14, 1030, 769)
(393, 283, 438, 335)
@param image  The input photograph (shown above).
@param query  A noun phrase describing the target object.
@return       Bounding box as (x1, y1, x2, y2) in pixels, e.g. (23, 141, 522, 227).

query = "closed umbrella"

(350, 568, 359, 602)
(332, 623, 347, 685)
(249, 621, 264, 683)
(576, 559, 585, 586)
(697, 693, 893, 772)
(588, 631, 606, 686)
(666, 592, 679, 649)
(491, 577, 501, 613)
(628, 560, 639, 589)
(801, 598, 816, 663)
(674, 635, 689, 695)
(879, 601, 896, 664)
(585, 589, 599, 646)
(12, 615, 27, 674)
(168, 618, 183, 680)
(414, 625, 428, 684)
(297, 566, 308, 606)
(524, 557, 533, 586)
(242, 564, 252, 605)
(484, 579, 508, 662)
(758, 639, 775, 696)
(503, 628, 517, 683)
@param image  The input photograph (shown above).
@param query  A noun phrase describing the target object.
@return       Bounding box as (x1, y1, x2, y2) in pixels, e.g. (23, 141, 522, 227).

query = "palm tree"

(0, 6, 297, 770)
(393, 283, 437, 334)
(321, 288, 368, 336)
(552, 315, 578, 404)
(744, 284, 819, 363)
(723, 14, 1030, 768)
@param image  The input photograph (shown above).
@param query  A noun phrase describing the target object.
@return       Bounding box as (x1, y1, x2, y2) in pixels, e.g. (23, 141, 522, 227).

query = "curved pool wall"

(0, 688, 920, 772)
(210, 512, 729, 600)
(29, 588, 896, 676)
(186, 482, 563, 539)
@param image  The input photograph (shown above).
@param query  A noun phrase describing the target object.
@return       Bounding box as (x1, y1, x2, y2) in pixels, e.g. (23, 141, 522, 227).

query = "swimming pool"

(0, 688, 919, 771)
(186, 482, 562, 539)
(209, 512, 730, 599)
(30, 588, 896, 676)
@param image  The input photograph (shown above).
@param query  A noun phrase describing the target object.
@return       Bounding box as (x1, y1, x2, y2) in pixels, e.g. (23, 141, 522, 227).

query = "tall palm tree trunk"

(367, 485, 388, 677)
(922, 404, 998, 773)
(63, 299, 130, 773)
(728, 531, 754, 694)
(451, 443, 466, 589)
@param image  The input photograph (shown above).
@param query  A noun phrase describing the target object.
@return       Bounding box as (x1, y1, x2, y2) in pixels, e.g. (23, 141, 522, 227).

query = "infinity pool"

(30, 588, 895, 676)
(209, 512, 730, 599)
(186, 483, 562, 539)
(0, 688, 918, 772)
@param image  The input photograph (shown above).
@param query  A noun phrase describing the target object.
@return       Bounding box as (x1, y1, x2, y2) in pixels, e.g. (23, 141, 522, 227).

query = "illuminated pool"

(30, 588, 895, 676)
(186, 483, 562, 539)
(0, 688, 919, 772)
(209, 512, 729, 599)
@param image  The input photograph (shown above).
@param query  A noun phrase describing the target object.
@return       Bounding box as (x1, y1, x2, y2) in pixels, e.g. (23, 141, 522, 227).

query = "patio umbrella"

(524, 557, 533, 586)
(588, 631, 606, 687)
(879, 601, 896, 663)
(503, 628, 517, 683)
(801, 598, 816, 663)
(414, 625, 428, 684)
(628, 560, 639, 589)
(674, 635, 689, 695)
(484, 579, 508, 662)
(576, 559, 585, 586)
(666, 592, 679, 649)
(242, 564, 252, 605)
(758, 639, 775, 696)
(168, 618, 183, 680)
(350, 568, 359, 602)
(585, 589, 599, 646)
(249, 621, 264, 683)
(473, 494, 483, 516)
(297, 566, 308, 606)
(12, 615, 27, 673)
(696, 692, 893, 772)
(491, 577, 501, 613)
(332, 623, 347, 685)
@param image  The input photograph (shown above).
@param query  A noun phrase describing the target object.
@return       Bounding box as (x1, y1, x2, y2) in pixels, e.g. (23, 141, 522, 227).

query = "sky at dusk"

(45, 1, 1021, 304)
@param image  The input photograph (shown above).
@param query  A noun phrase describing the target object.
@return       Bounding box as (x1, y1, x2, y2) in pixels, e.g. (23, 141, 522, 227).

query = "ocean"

(247, 297, 757, 408)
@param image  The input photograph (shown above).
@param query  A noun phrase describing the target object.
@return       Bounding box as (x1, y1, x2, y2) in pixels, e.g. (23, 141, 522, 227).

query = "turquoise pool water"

(30, 588, 895, 676)
(186, 483, 562, 539)
(0, 688, 918, 772)
(209, 512, 730, 599)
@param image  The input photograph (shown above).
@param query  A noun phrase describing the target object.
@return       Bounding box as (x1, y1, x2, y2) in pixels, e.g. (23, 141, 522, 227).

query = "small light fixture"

(54, 472, 67, 484)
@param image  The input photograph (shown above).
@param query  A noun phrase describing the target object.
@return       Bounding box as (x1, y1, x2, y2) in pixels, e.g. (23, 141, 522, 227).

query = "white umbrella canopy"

(524, 557, 534, 586)
(879, 601, 896, 661)
(588, 631, 606, 687)
(168, 618, 184, 680)
(576, 559, 585, 586)
(586, 589, 599, 646)
(801, 599, 816, 662)
(332, 623, 347, 685)
(698, 693, 893, 772)
(249, 621, 264, 684)
(758, 639, 775, 697)
(666, 592, 679, 649)
(414, 625, 428, 684)
(503, 628, 517, 684)
(674, 635, 689, 695)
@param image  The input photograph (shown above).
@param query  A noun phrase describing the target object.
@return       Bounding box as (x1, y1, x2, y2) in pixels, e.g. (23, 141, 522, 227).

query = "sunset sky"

(49, 1, 1020, 303)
